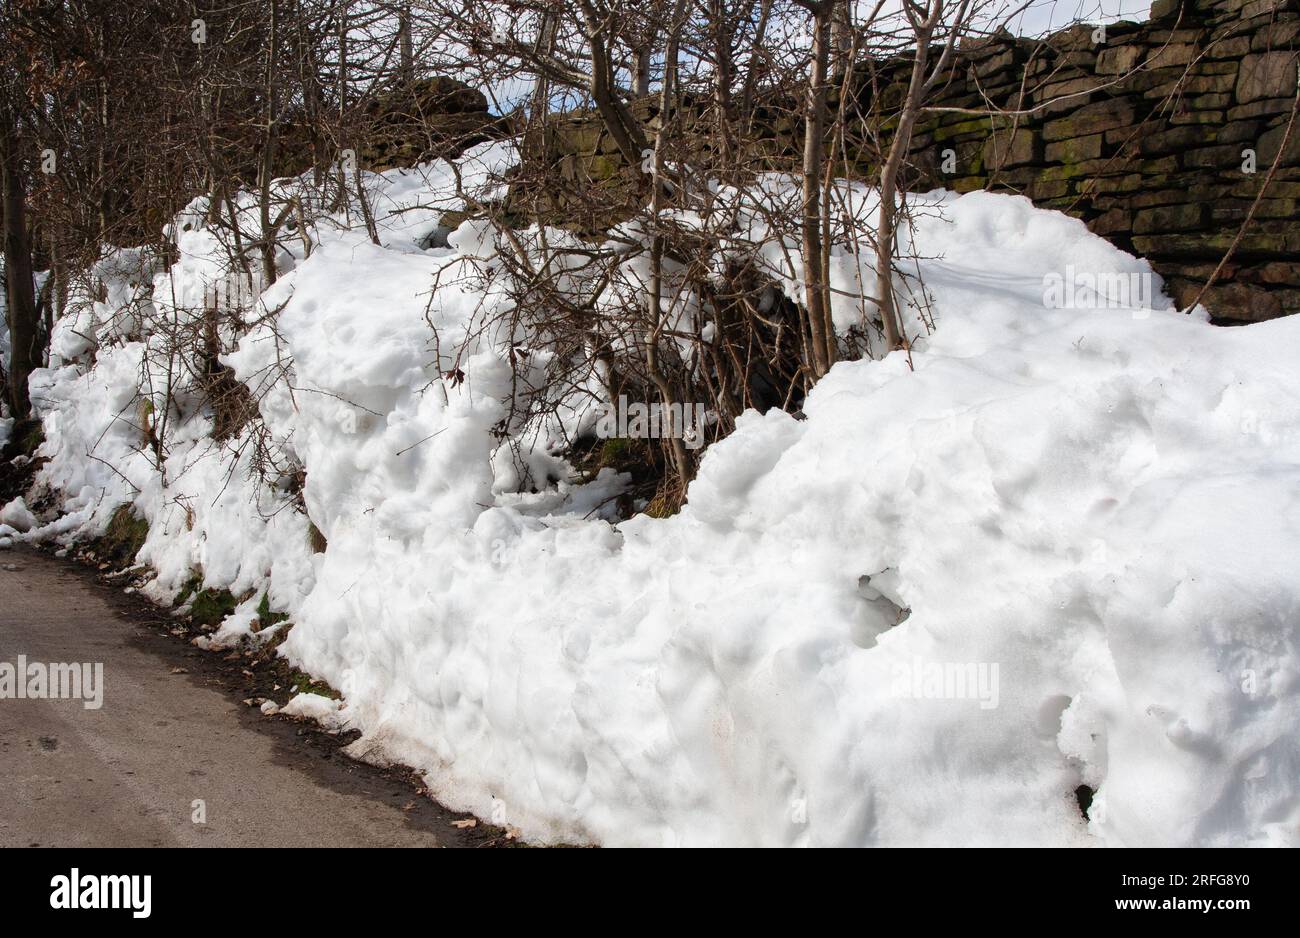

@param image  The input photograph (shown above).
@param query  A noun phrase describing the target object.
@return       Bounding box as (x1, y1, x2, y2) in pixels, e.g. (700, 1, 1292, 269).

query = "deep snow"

(7, 144, 1299, 847)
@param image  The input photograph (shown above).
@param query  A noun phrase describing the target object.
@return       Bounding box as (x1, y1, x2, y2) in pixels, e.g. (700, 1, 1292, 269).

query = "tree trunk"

(1, 105, 40, 419)
(259, 0, 281, 287)
(646, 0, 692, 490)
(801, 4, 835, 378)
(576, 0, 650, 170)
(398, 1, 414, 85)
(873, 0, 973, 353)
(334, 1, 351, 217)
(874, 32, 934, 353)
(633, 46, 651, 97)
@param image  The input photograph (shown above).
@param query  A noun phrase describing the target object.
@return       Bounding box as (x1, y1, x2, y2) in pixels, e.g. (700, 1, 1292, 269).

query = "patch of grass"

(255, 591, 290, 631)
(642, 490, 682, 519)
(171, 573, 240, 628)
(599, 437, 632, 466)
(100, 504, 150, 567)
(189, 587, 238, 628)
(571, 434, 654, 480)
(289, 670, 340, 699)
(174, 573, 201, 607)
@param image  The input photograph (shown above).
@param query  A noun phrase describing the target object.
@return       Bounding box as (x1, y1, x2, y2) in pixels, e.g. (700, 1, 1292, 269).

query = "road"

(0, 546, 486, 847)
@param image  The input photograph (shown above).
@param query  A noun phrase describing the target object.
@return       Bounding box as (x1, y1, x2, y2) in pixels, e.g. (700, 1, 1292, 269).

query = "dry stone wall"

(901, 0, 1300, 322)
(521, 0, 1299, 322)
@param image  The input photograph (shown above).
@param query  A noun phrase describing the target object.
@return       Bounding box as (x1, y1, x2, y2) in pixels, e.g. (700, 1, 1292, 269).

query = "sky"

(1001, 0, 1152, 35)
(418, 0, 1157, 114)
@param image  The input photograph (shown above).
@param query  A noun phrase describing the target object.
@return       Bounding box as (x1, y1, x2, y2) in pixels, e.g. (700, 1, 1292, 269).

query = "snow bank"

(22, 144, 514, 609)
(22, 151, 1300, 846)
(265, 193, 1299, 847)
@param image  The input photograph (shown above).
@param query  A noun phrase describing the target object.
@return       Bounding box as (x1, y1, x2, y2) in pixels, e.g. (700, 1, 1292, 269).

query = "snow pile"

(21, 149, 1300, 846)
(281, 692, 350, 732)
(0, 496, 36, 532)
(0, 496, 36, 547)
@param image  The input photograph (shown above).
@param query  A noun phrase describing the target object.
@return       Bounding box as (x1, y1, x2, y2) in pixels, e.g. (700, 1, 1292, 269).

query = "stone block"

(1236, 51, 1299, 103)
(983, 128, 1041, 168)
(1228, 97, 1296, 120)
(1147, 43, 1201, 70)
(1258, 120, 1300, 166)
(1088, 207, 1134, 234)
(1046, 132, 1105, 162)
(1042, 100, 1138, 140)
(1184, 143, 1249, 168)
(1138, 125, 1209, 155)
(1097, 44, 1145, 75)
(1132, 202, 1212, 233)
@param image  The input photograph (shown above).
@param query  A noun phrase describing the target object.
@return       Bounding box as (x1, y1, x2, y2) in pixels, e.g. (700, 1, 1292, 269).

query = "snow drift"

(9, 145, 1299, 846)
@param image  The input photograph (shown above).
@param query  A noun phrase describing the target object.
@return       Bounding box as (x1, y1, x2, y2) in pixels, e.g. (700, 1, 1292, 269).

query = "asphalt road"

(0, 546, 480, 847)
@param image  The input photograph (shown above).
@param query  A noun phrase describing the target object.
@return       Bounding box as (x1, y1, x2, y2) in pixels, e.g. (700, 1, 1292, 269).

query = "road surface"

(0, 546, 487, 847)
